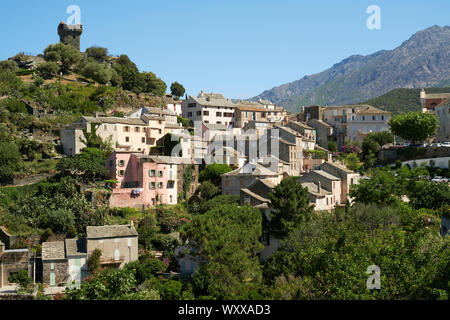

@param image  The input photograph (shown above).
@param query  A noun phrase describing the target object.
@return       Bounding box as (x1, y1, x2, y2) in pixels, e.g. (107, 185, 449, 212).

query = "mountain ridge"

(252, 25, 450, 113)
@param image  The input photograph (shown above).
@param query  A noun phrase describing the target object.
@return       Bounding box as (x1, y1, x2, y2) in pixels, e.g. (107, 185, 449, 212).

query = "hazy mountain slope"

(253, 25, 450, 113)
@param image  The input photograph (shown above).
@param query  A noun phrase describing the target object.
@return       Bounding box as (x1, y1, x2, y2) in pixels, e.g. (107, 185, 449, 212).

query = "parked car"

(441, 142, 450, 147)
(431, 176, 448, 183)
(431, 143, 442, 147)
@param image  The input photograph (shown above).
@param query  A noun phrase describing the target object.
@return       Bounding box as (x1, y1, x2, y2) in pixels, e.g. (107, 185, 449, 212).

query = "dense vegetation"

(361, 86, 450, 115)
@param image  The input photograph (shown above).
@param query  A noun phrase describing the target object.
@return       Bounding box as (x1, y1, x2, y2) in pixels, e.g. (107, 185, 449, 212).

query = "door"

(50, 272, 56, 286)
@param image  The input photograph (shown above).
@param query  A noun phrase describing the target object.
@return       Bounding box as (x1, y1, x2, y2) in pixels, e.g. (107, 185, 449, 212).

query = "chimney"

(130, 220, 134, 228)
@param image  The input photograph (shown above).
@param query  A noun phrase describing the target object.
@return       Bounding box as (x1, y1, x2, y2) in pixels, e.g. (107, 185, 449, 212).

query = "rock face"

(252, 25, 450, 112)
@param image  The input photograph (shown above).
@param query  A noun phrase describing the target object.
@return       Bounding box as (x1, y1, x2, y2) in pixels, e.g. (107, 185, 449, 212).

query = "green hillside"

(360, 87, 450, 115)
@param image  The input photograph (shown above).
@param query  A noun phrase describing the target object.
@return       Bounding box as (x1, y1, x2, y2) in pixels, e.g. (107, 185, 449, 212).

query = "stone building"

(420, 89, 450, 114)
(222, 162, 281, 196)
(0, 249, 34, 288)
(86, 224, 138, 269)
(42, 242, 69, 287)
(322, 105, 391, 147)
(307, 119, 334, 148)
(58, 22, 83, 50)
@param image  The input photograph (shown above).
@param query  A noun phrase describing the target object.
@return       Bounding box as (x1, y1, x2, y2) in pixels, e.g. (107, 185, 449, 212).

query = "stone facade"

(42, 260, 69, 287)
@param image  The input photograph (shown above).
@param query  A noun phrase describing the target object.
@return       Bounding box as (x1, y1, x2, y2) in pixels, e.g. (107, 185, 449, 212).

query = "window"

(114, 249, 120, 261)
(216, 112, 222, 117)
(203, 111, 209, 116)
(381, 115, 385, 121)
(135, 127, 140, 133)
(124, 126, 130, 132)
(118, 170, 125, 177)
(142, 137, 146, 143)
(125, 136, 130, 143)
(372, 116, 376, 121)
(158, 171, 163, 177)
(158, 182, 164, 189)
(187, 112, 192, 117)
(197, 111, 201, 116)
(362, 116, 366, 121)
(149, 182, 156, 189)
(149, 170, 156, 177)
(118, 160, 125, 167)
(262, 113, 266, 118)
(170, 195, 173, 203)
(158, 129, 162, 134)
(188, 103, 196, 108)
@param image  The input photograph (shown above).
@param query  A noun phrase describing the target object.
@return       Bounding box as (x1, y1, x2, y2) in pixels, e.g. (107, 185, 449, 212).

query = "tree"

(125, 255, 167, 285)
(182, 204, 264, 299)
(112, 54, 143, 93)
(268, 177, 314, 238)
(79, 61, 118, 85)
(57, 147, 109, 182)
(327, 141, 338, 152)
(37, 61, 60, 79)
(85, 46, 109, 61)
(350, 169, 402, 205)
(141, 72, 167, 96)
(262, 204, 450, 299)
(407, 180, 450, 210)
(198, 163, 232, 185)
(0, 60, 18, 73)
(344, 153, 362, 171)
(87, 248, 102, 274)
(198, 181, 220, 200)
(8, 269, 32, 291)
(177, 116, 191, 128)
(43, 43, 82, 73)
(0, 142, 21, 185)
(368, 131, 393, 148)
(389, 112, 439, 143)
(170, 82, 185, 98)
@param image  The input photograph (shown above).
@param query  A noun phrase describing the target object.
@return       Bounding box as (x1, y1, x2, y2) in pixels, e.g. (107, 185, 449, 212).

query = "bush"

(87, 248, 102, 274)
(37, 61, 60, 79)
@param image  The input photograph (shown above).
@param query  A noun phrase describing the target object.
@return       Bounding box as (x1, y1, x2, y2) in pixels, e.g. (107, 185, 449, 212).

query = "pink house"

(106, 152, 198, 208)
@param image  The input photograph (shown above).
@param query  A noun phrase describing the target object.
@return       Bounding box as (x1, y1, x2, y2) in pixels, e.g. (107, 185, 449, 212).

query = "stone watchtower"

(58, 21, 83, 51)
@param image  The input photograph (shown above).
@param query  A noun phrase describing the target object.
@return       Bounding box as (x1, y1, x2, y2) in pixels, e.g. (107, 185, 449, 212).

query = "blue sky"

(0, 0, 449, 99)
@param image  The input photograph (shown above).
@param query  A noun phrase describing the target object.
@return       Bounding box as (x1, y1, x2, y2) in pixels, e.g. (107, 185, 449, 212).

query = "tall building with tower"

(58, 21, 82, 51)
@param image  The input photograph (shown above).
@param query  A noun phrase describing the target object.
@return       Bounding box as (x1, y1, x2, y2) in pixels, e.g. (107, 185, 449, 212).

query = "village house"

(182, 92, 236, 127)
(106, 152, 199, 208)
(0, 248, 34, 289)
(42, 241, 69, 288)
(307, 119, 334, 148)
(40, 224, 138, 288)
(61, 107, 182, 156)
(233, 101, 288, 128)
(322, 105, 391, 147)
(86, 224, 138, 269)
(420, 89, 450, 114)
(221, 162, 281, 196)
